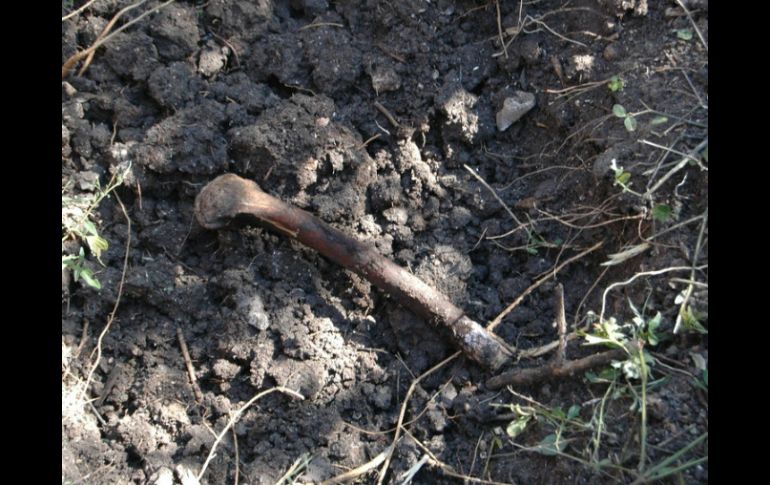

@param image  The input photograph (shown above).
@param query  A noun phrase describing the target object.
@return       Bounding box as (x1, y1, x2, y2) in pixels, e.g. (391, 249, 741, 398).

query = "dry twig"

(176, 325, 204, 404)
(198, 387, 304, 481)
(487, 241, 603, 332)
(319, 443, 396, 485)
(62, 0, 99, 21)
(486, 348, 626, 389)
(81, 193, 131, 402)
(62, 0, 176, 79)
(373, 101, 401, 129)
(375, 352, 460, 485)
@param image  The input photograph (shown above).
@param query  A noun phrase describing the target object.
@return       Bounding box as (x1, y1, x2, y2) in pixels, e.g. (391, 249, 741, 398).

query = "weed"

(497, 298, 706, 480)
(525, 230, 562, 255)
(608, 158, 637, 195)
(612, 104, 637, 132)
(581, 298, 660, 381)
(651, 204, 673, 222)
(62, 248, 102, 290)
(675, 28, 693, 41)
(607, 75, 624, 92)
(62, 165, 129, 290)
(496, 397, 588, 457)
(674, 297, 708, 334)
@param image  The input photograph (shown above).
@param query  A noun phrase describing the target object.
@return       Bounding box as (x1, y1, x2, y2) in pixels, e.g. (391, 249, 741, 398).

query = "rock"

(603, 43, 620, 61)
(198, 43, 228, 77)
(74, 171, 100, 191)
(369, 63, 401, 94)
(146, 467, 174, 485)
(175, 464, 200, 485)
(383, 207, 408, 225)
(435, 82, 495, 144)
(496, 92, 536, 131)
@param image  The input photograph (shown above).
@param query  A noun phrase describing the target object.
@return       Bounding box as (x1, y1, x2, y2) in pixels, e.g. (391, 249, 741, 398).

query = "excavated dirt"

(62, 1, 708, 483)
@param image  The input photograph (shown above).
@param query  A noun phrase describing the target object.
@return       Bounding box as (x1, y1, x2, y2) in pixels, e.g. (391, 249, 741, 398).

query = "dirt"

(62, 1, 708, 483)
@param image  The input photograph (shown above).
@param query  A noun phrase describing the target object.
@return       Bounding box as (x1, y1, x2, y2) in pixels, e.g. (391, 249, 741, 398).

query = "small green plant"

(580, 298, 662, 388)
(609, 158, 634, 193)
(62, 248, 102, 290)
(651, 204, 673, 222)
(675, 28, 693, 41)
(607, 75, 624, 92)
(525, 231, 562, 255)
(612, 104, 637, 132)
(675, 297, 708, 334)
(499, 400, 585, 456)
(62, 165, 129, 290)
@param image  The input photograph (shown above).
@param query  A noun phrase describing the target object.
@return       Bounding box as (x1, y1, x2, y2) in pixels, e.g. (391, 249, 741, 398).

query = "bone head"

(194, 174, 261, 229)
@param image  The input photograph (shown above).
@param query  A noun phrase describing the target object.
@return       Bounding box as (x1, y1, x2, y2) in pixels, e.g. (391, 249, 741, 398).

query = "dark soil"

(62, 1, 708, 483)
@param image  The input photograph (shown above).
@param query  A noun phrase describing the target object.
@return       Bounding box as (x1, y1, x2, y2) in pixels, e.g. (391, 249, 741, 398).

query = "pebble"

(146, 467, 173, 485)
(198, 44, 227, 77)
(496, 91, 536, 131)
(603, 43, 619, 61)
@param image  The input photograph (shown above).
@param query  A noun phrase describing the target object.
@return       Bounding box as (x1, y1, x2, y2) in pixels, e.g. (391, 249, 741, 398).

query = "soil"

(62, 1, 708, 484)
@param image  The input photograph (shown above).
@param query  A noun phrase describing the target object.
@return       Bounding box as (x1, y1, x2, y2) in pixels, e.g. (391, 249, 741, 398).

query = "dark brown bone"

(195, 174, 513, 370)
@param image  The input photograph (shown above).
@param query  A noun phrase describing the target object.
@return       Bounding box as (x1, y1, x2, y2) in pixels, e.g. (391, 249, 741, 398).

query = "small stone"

(147, 467, 174, 485)
(175, 464, 200, 485)
(370, 64, 401, 94)
(646, 394, 668, 422)
(240, 293, 269, 330)
(496, 91, 536, 131)
(198, 45, 227, 77)
(62, 81, 77, 98)
(75, 171, 100, 191)
(371, 386, 392, 410)
(383, 207, 409, 225)
(603, 43, 619, 61)
(212, 359, 241, 382)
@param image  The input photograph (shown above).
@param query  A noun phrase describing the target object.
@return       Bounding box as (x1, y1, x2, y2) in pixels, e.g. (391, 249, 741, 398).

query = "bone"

(195, 174, 512, 370)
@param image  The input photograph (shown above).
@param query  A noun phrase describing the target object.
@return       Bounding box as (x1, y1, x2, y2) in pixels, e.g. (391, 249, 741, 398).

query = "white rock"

(496, 92, 536, 131)
(146, 467, 174, 485)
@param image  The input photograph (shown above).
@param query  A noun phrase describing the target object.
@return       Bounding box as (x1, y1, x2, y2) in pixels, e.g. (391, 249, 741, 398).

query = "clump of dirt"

(63, 1, 708, 483)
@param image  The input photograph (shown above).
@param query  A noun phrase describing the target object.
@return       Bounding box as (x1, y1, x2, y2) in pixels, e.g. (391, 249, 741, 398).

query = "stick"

(373, 101, 401, 129)
(486, 348, 625, 389)
(81, 193, 131, 402)
(487, 241, 603, 331)
(375, 352, 460, 485)
(197, 387, 304, 481)
(176, 325, 204, 404)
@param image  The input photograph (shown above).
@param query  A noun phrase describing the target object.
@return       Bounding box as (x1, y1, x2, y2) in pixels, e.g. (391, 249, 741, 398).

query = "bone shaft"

(246, 191, 511, 369)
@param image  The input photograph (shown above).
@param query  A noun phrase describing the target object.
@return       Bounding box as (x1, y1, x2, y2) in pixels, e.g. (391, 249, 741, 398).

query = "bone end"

(194, 174, 260, 229)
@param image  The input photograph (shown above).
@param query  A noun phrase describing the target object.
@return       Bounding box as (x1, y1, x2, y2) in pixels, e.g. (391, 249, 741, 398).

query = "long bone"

(195, 174, 512, 369)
